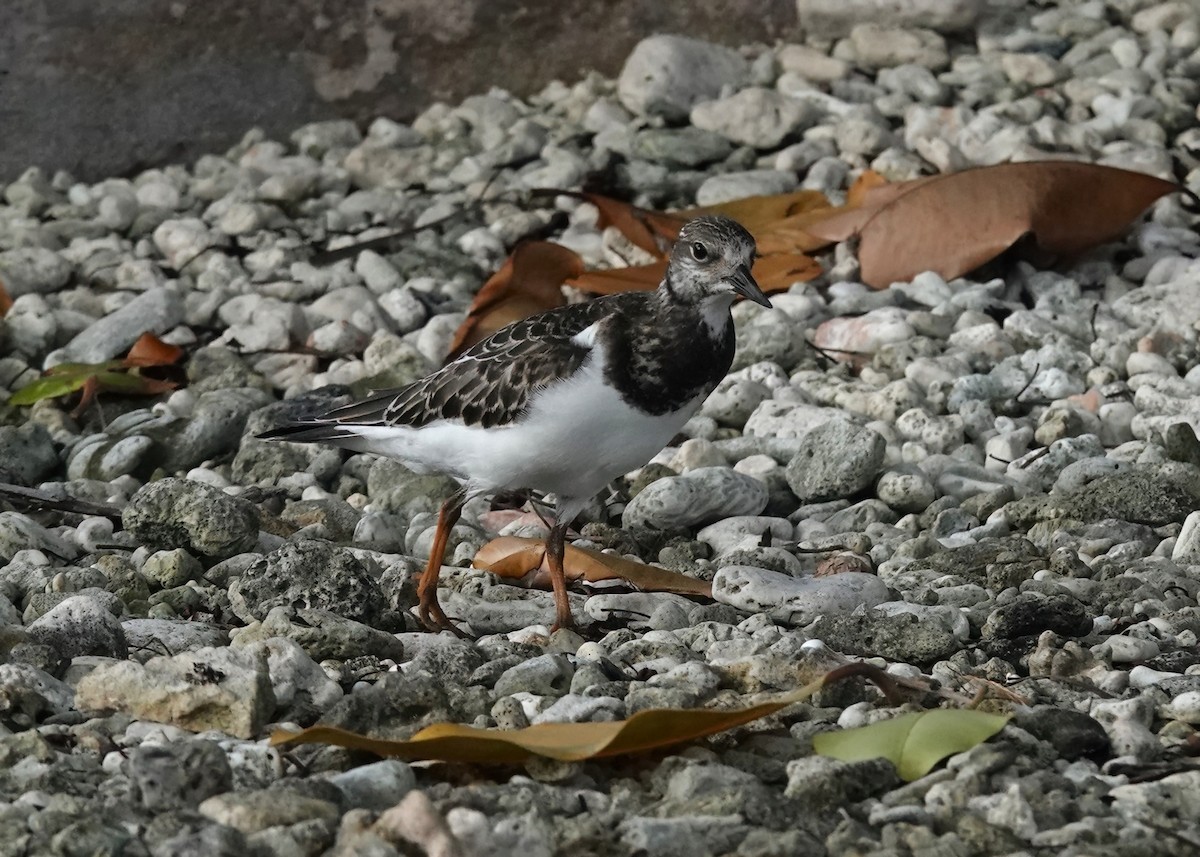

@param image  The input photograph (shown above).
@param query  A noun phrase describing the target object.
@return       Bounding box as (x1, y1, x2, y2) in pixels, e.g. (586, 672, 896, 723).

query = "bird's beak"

(730, 263, 772, 307)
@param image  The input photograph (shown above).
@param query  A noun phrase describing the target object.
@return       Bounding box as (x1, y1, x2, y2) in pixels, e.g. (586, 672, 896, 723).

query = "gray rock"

(808, 607, 963, 663)
(149, 388, 275, 471)
(617, 35, 750, 120)
(67, 433, 154, 481)
(75, 645, 275, 738)
(797, 0, 981, 37)
(0, 511, 77, 561)
(328, 760, 416, 811)
(141, 548, 205, 589)
(123, 477, 260, 559)
(1013, 706, 1109, 761)
(695, 170, 797, 206)
(26, 593, 128, 659)
(0, 423, 57, 486)
(0, 246, 71, 296)
(228, 540, 389, 626)
(128, 739, 233, 810)
(981, 593, 1092, 641)
(619, 815, 750, 857)
(0, 663, 75, 720)
(238, 636, 343, 716)
(48, 285, 185, 366)
(1056, 468, 1200, 526)
(623, 467, 768, 530)
(845, 23, 950, 70)
(630, 127, 734, 168)
(230, 605, 405, 662)
(122, 618, 229, 659)
(198, 787, 340, 834)
(493, 653, 574, 698)
(691, 88, 816, 149)
(713, 566, 891, 625)
(786, 420, 886, 503)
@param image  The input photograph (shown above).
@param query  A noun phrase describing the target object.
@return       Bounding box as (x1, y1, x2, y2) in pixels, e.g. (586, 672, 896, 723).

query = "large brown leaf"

(270, 663, 945, 764)
(0, 278, 11, 318)
(808, 162, 1179, 289)
(474, 536, 712, 598)
(579, 192, 685, 258)
(568, 253, 819, 297)
(445, 241, 584, 361)
(684, 189, 832, 235)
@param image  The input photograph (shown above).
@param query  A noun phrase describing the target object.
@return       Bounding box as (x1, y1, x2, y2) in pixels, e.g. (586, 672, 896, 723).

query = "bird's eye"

(690, 241, 709, 262)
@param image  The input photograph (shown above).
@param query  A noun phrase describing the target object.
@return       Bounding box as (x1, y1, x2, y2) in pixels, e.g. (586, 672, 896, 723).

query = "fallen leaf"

(812, 709, 1011, 781)
(685, 189, 832, 235)
(0, 278, 12, 318)
(580, 192, 684, 258)
(474, 536, 712, 598)
(568, 260, 668, 295)
(445, 241, 584, 361)
(274, 674, 829, 763)
(271, 662, 940, 764)
(9, 333, 185, 413)
(124, 332, 184, 367)
(813, 162, 1179, 289)
(750, 253, 822, 292)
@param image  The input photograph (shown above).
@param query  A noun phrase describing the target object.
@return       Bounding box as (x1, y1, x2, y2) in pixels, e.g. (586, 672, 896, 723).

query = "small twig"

(0, 482, 123, 520)
(1013, 362, 1041, 403)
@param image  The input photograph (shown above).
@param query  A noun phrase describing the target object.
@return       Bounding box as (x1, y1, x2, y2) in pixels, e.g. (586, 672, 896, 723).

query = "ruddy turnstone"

(259, 215, 768, 634)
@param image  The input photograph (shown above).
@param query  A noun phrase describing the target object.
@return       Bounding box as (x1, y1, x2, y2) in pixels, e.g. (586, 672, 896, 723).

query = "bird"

(258, 215, 769, 635)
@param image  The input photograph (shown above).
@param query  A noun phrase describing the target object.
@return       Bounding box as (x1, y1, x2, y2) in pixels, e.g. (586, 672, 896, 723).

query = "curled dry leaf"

(568, 259, 668, 296)
(473, 535, 712, 598)
(0, 278, 12, 318)
(445, 241, 584, 361)
(124, 331, 185, 367)
(808, 162, 1179, 289)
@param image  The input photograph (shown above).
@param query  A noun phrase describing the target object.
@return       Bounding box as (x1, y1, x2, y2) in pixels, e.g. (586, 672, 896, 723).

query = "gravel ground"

(4, 1, 1200, 855)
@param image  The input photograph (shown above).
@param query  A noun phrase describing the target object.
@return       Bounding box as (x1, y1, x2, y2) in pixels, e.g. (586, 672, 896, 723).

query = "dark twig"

(0, 482, 123, 520)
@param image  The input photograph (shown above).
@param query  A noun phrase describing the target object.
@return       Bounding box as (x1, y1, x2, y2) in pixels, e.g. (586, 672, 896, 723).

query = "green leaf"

(8, 366, 98, 405)
(812, 709, 1011, 781)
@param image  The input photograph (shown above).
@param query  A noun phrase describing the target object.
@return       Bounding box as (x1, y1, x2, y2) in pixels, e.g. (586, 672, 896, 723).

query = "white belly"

(345, 360, 703, 503)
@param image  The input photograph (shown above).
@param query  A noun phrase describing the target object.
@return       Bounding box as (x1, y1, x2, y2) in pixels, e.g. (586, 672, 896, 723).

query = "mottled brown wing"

(321, 298, 621, 430)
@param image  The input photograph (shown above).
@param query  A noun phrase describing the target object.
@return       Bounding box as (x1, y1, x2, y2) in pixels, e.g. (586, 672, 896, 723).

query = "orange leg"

(545, 521, 575, 632)
(417, 492, 467, 637)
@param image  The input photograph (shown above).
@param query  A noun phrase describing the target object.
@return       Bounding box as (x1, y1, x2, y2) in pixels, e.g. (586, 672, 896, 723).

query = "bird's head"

(663, 216, 770, 309)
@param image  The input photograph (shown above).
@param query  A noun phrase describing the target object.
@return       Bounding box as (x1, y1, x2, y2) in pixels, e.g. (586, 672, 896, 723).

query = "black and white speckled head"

(661, 216, 769, 311)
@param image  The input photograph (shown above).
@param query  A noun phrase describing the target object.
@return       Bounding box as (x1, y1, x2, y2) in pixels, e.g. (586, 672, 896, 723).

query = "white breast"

(341, 339, 702, 504)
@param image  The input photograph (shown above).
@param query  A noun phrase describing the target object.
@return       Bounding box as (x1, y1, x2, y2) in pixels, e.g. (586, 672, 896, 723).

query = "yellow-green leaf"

(8, 365, 99, 405)
(812, 709, 1011, 781)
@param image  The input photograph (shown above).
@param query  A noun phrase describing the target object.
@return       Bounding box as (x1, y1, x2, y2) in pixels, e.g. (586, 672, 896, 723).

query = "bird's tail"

(256, 421, 356, 444)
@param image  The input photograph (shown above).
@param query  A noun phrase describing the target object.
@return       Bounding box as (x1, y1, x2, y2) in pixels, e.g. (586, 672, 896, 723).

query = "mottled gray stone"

(123, 477, 260, 559)
(786, 420, 886, 503)
(618, 35, 750, 120)
(26, 594, 128, 659)
(624, 467, 768, 530)
(713, 566, 891, 625)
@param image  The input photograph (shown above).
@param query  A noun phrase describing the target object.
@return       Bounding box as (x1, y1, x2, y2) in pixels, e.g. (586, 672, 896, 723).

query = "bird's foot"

(418, 595, 471, 639)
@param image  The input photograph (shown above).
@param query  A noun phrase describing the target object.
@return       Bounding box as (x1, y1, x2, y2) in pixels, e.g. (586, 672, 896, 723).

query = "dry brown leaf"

(474, 536, 712, 598)
(818, 162, 1180, 289)
(580, 192, 684, 258)
(271, 689, 812, 763)
(269, 663, 929, 764)
(751, 253, 822, 292)
(123, 332, 185, 367)
(568, 260, 668, 295)
(445, 241, 584, 361)
(0, 278, 11, 318)
(684, 189, 832, 235)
